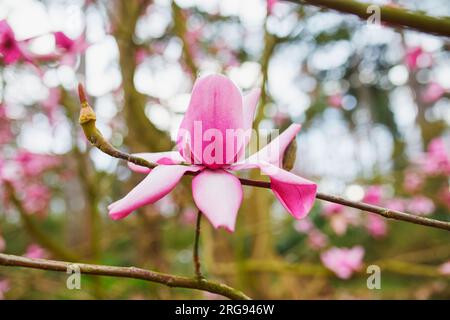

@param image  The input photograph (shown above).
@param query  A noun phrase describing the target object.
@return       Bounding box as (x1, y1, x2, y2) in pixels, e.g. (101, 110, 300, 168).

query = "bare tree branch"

(0, 253, 250, 300)
(287, 0, 450, 37)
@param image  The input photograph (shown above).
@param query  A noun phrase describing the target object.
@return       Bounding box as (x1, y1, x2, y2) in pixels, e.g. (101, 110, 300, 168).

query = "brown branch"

(287, 0, 450, 37)
(77, 84, 450, 232)
(193, 210, 203, 279)
(240, 178, 450, 231)
(0, 253, 250, 300)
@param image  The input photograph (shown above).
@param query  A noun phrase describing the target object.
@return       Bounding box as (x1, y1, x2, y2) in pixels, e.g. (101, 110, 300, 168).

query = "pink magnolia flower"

(0, 20, 30, 65)
(321, 246, 365, 279)
(0, 279, 10, 300)
(407, 196, 435, 216)
(366, 214, 387, 238)
(422, 82, 446, 104)
(24, 244, 47, 259)
(53, 31, 89, 66)
(108, 74, 317, 232)
(439, 261, 450, 275)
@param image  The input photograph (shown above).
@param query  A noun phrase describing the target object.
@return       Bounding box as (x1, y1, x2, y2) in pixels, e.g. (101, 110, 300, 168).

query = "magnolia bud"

(78, 83, 96, 125)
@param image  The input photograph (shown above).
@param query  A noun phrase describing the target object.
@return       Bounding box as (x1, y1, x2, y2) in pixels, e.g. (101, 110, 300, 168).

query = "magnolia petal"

(247, 123, 301, 167)
(108, 165, 200, 220)
(228, 161, 259, 171)
(242, 88, 260, 131)
(230, 161, 317, 219)
(236, 88, 261, 161)
(127, 151, 186, 174)
(177, 74, 244, 168)
(192, 169, 243, 232)
(260, 163, 317, 219)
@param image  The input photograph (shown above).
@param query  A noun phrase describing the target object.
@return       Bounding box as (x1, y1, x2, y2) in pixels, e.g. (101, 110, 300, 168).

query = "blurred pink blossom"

(24, 244, 48, 259)
(135, 48, 148, 65)
(323, 202, 344, 216)
(419, 138, 450, 176)
(22, 184, 51, 215)
(181, 207, 197, 225)
(439, 261, 450, 275)
(327, 94, 343, 108)
(403, 172, 423, 193)
(53, 31, 89, 66)
(404, 46, 431, 70)
(333, 211, 360, 236)
(321, 246, 365, 279)
(0, 20, 30, 65)
(366, 214, 387, 238)
(407, 196, 435, 216)
(14, 150, 60, 177)
(308, 229, 328, 250)
(385, 198, 405, 212)
(329, 214, 352, 236)
(363, 186, 382, 205)
(0, 279, 10, 300)
(294, 218, 314, 233)
(421, 82, 446, 104)
(267, 0, 278, 14)
(273, 111, 289, 127)
(323, 203, 359, 236)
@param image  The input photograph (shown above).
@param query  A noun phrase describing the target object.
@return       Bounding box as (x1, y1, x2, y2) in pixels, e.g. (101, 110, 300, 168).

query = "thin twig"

(77, 84, 450, 232)
(0, 253, 250, 300)
(193, 210, 203, 279)
(287, 0, 450, 37)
